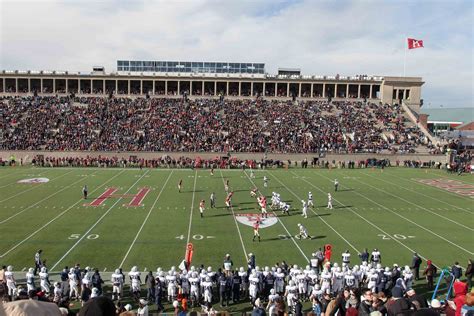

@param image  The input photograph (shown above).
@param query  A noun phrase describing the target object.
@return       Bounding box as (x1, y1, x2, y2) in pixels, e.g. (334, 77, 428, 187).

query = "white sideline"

(293, 173, 438, 265)
(219, 170, 249, 262)
(0, 170, 74, 204)
(243, 171, 309, 262)
(0, 170, 87, 225)
(50, 170, 150, 271)
(305, 171, 473, 256)
(271, 171, 360, 255)
(119, 170, 174, 268)
(186, 170, 198, 246)
(370, 171, 474, 213)
(0, 170, 126, 258)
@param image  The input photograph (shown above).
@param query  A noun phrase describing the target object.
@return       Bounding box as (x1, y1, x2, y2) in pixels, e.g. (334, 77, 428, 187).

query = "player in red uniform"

(225, 191, 234, 209)
(252, 219, 261, 242)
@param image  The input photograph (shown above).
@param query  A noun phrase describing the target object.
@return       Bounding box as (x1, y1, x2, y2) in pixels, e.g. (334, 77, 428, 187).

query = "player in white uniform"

(367, 268, 378, 292)
(344, 270, 356, 289)
(342, 250, 351, 268)
(301, 200, 308, 218)
(280, 201, 290, 215)
(68, 267, 79, 299)
(202, 276, 213, 303)
(26, 268, 36, 292)
(403, 265, 414, 290)
(248, 270, 259, 303)
(180, 271, 190, 298)
(327, 193, 333, 209)
(285, 280, 298, 310)
(128, 266, 141, 301)
(296, 269, 308, 299)
(258, 196, 268, 218)
(320, 268, 332, 294)
(371, 249, 381, 267)
(111, 269, 124, 301)
(189, 272, 200, 305)
(52, 282, 62, 303)
(297, 223, 311, 239)
(308, 192, 314, 207)
(5, 266, 16, 300)
(307, 269, 319, 295)
(166, 270, 178, 301)
(263, 176, 268, 188)
(39, 266, 51, 294)
(267, 288, 280, 315)
(274, 268, 285, 294)
(238, 267, 248, 297)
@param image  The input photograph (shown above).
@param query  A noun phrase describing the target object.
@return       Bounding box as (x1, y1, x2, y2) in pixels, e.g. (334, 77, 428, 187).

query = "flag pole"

(403, 37, 407, 77)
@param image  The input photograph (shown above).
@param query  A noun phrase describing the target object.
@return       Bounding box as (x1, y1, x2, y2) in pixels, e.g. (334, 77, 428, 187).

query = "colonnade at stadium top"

(0, 71, 424, 112)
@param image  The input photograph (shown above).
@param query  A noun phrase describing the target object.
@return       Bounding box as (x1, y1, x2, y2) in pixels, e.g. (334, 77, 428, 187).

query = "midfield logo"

(17, 177, 50, 184)
(84, 187, 151, 207)
(235, 213, 277, 228)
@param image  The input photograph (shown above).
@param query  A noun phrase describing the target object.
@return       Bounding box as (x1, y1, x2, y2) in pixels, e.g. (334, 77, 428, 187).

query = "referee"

(83, 185, 88, 199)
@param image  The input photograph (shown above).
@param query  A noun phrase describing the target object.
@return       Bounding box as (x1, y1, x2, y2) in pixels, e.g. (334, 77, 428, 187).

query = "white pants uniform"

(302, 206, 307, 218)
(249, 284, 258, 299)
(203, 284, 212, 303)
(321, 280, 331, 294)
(7, 281, 16, 297)
(69, 281, 79, 298)
(40, 280, 50, 293)
(168, 282, 176, 298)
(190, 285, 199, 300)
(131, 281, 140, 293)
(275, 276, 285, 293)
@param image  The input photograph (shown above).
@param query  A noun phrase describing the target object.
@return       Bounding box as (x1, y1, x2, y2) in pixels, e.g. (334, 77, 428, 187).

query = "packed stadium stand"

(0, 96, 433, 154)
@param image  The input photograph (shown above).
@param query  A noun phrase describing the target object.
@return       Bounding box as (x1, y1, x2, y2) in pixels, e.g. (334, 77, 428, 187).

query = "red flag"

(407, 38, 424, 49)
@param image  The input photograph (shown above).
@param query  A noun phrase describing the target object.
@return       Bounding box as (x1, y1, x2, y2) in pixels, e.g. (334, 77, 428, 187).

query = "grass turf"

(0, 166, 473, 313)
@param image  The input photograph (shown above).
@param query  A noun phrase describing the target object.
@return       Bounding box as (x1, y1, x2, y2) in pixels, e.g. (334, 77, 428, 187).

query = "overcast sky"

(0, 0, 472, 108)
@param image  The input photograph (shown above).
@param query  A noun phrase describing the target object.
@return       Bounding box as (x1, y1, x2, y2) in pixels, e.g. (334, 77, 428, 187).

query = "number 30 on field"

(68, 234, 99, 240)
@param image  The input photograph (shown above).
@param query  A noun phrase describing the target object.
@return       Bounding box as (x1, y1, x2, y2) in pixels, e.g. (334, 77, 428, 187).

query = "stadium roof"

(422, 107, 474, 124)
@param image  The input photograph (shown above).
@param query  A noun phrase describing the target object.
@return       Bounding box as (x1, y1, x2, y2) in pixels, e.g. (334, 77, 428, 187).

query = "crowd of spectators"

(1, 252, 472, 315)
(0, 96, 429, 154)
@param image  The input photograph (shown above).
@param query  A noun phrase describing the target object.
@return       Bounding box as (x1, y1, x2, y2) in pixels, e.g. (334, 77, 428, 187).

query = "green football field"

(0, 166, 473, 311)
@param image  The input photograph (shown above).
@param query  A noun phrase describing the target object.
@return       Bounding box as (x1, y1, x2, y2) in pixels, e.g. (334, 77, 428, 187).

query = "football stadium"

(0, 2, 473, 316)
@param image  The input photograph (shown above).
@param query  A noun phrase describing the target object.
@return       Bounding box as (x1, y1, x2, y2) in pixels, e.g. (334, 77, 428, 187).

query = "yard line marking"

(316, 172, 474, 256)
(50, 170, 150, 271)
(244, 171, 309, 262)
(219, 170, 248, 262)
(186, 170, 198, 247)
(0, 170, 92, 225)
(274, 171, 360, 255)
(294, 173, 441, 268)
(347, 175, 474, 232)
(0, 170, 126, 258)
(0, 170, 74, 204)
(119, 171, 173, 268)
(365, 171, 474, 213)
